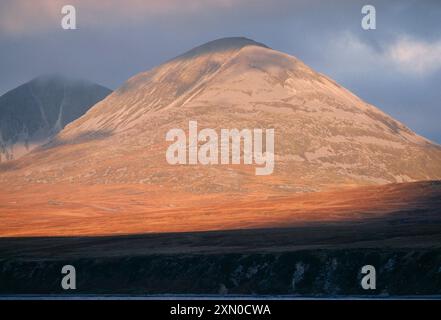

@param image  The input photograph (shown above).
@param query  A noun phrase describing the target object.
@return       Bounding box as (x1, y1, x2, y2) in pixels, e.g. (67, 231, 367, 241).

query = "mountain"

(1, 37, 441, 194)
(0, 75, 111, 162)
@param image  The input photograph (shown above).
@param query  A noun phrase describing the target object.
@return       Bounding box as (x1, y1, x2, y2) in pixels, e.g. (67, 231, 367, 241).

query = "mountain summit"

(177, 37, 269, 58)
(1, 38, 441, 193)
(0, 75, 111, 162)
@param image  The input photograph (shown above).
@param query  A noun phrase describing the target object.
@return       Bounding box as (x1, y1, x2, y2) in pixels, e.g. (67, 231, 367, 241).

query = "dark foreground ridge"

(1, 247, 441, 296)
(1, 216, 441, 296)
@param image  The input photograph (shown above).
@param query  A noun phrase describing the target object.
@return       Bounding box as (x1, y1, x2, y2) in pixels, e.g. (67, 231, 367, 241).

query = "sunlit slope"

(1, 37, 441, 193)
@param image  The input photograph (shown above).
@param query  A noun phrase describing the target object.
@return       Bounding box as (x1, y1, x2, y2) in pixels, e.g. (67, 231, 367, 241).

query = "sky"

(0, 0, 440, 143)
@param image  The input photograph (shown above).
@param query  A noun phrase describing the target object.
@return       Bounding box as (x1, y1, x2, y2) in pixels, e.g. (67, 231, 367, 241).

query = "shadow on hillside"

(1, 212, 441, 295)
(39, 129, 113, 150)
(0, 130, 113, 172)
(2, 202, 441, 260)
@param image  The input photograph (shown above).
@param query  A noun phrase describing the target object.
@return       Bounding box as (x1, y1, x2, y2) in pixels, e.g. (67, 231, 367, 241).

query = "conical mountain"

(0, 75, 111, 162)
(2, 38, 441, 194)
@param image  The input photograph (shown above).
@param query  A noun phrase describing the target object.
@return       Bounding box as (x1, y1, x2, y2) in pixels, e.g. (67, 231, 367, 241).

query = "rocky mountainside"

(1, 38, 440, 193)
(0, 75, 111, 162)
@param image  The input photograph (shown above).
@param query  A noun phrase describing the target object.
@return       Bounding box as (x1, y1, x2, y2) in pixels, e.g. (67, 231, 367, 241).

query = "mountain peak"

(0, 75, 111, 162)
(31, 73, 66, 82)
(29, 74, 98, 88)
(9, 38, 441, 190)
(179, 37, 269, 58)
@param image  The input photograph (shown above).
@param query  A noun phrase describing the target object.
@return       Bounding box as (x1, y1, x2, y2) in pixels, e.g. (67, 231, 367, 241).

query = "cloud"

(315, 31, 441, 143)
(0, 0, 347, 36)
(0, 0, 244, 36)
(316, 32, 387, 76)
(386, 37, 441, 75)
(324, 32, 441, 77)
(0, 0, 59, 35)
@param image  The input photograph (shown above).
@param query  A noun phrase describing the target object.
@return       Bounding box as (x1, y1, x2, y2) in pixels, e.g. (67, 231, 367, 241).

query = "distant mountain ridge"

(0, 75, 111, 162)
(1, 38, 441, 192)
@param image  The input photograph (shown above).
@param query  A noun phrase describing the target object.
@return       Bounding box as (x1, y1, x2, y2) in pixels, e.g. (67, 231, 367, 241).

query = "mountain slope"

(1, 38, 441, 193)
(0, 75, 111, 162)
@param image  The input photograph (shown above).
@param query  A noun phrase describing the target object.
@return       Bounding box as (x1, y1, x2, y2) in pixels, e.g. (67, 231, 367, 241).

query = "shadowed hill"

(0, 74, 111, 162)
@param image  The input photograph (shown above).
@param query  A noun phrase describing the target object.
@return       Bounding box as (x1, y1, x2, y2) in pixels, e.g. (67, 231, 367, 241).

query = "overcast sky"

(1, 0, 440, 143)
